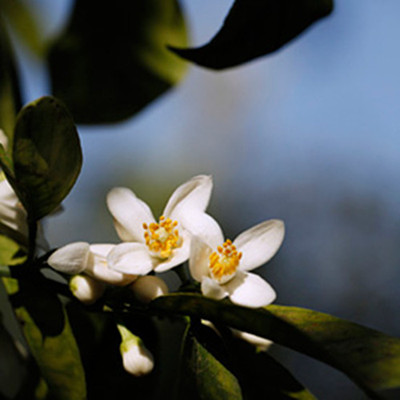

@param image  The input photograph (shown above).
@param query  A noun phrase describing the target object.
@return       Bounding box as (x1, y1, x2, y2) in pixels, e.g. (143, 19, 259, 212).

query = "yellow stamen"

(209, 239, 242, 284)
(143, 215, 182, 259)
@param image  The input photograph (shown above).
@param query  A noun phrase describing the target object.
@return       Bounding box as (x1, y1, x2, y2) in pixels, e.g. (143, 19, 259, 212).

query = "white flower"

(69, 274, 106, 305)
(48, 242, 137, 286)
(189, 219, 285, 308)
(106, 175, 220, 275)
(0, 177, 28, 238)
(129, 275, 169, 304)
(117, 325, 154, 376)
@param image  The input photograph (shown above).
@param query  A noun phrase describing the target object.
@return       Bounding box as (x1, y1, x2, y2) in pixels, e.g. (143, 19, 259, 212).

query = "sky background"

(5, 1, 400, 398)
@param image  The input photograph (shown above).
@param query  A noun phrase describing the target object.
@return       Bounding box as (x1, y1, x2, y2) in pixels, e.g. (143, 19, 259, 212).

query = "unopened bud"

(129, 275, 168, 304)
(69, 275, 105, 304)
(48, 242, 90, 274)
(231, 329, 273, 352)
(117, 325, 154, 376)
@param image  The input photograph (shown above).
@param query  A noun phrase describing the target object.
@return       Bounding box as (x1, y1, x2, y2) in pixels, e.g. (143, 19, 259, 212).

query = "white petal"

(201, 276, 228, 300)
(0, 129, 9, 149)
(163, 175, 212, 219)
(48, 242, 90, 274)
(225, 271, 276, 308)
(121, 341, 154, 377)
(189, 236, 212, 282)
(85, 244, 138, 285)
(90, 244, 115, 258)
(0, 180, 28, 236)
(107, 242, 154, 275)
(179, 211, 224, 249)
(130, 275, 169, 304)
(107, 187, 155, 242)
(234, 219, 285, 271)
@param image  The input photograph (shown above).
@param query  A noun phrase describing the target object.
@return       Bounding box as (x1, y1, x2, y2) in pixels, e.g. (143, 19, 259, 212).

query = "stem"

(27, 220, 37, 262)
(174, 264, 190, 284)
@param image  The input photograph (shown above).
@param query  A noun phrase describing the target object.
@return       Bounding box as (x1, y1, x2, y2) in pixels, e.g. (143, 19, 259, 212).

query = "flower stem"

(27, 221, 37, 262)
(174, 264, 189, 284)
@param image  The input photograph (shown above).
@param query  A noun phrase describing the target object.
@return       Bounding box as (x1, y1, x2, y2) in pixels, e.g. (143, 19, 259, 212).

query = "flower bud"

(48, 242, 90, 274)
(129, 275, 168, 304)
(117, 325, 154, 376)
(69, 275, 105, 304)
(231, 328, 273, 352)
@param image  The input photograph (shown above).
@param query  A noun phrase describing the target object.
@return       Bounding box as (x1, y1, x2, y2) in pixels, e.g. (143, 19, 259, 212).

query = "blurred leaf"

(0, 0, 44, 56)
(177, 323, 242, 400)
(2, 96, 82, 221)
(151, 293, 400, 398)
(2, 277, 87, 400)
(0, 15, 21, 140)
(48, 0, 189, 123)
(172, 0, 333, 69)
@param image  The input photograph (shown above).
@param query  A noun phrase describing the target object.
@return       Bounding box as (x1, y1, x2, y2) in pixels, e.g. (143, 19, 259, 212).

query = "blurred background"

(3, 0, 400, 398)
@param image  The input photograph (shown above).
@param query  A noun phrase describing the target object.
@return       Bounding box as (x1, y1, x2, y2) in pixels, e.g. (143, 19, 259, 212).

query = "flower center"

(143, 216, 182, 259)
(209, 239, 242, 284)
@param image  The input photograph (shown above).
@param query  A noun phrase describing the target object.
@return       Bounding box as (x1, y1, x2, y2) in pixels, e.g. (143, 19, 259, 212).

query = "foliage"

(0, 1, 399, 400)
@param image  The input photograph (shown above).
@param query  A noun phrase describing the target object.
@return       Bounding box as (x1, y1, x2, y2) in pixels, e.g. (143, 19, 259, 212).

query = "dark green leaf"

(48, 0, 189, 123)
(172, 0, 333, 69)
(177, 323, 242, 400)
(2, 277, 86, 400)
(151, 293, 400, 398)
(8, 96, 82, 221)
(226, 332, 316, 399)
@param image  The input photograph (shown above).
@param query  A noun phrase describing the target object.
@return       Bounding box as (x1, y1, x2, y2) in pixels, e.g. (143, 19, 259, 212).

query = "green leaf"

(0, 234, 26, 266)
(2, 277, 86, 400)
(151, 293, 400, 398)
(172, 0, 333, 69)
(0, 15, 22, 140)
(0, 0, 45, 56)
(177, 323, 243, 400)
(6, 96, 82, 221)
(48, 0, 189, 123)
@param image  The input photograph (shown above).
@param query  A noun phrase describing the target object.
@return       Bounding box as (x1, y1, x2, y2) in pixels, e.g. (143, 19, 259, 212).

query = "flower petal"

(85, 244, 137, 286)
(201, 276, 228, 300)
(224, 271, 276, 308)
(90, 243, 115, 258)
(107, 187, 155, 242)
(0, 179, 28, 236)
(234, 219, 285, 271)
(163, 175, 212, 219)
(189, 236, 212, 282)
(179, 211, 224, 249)
(107, 242, 154, 275)
(48, 242, 90, 274)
